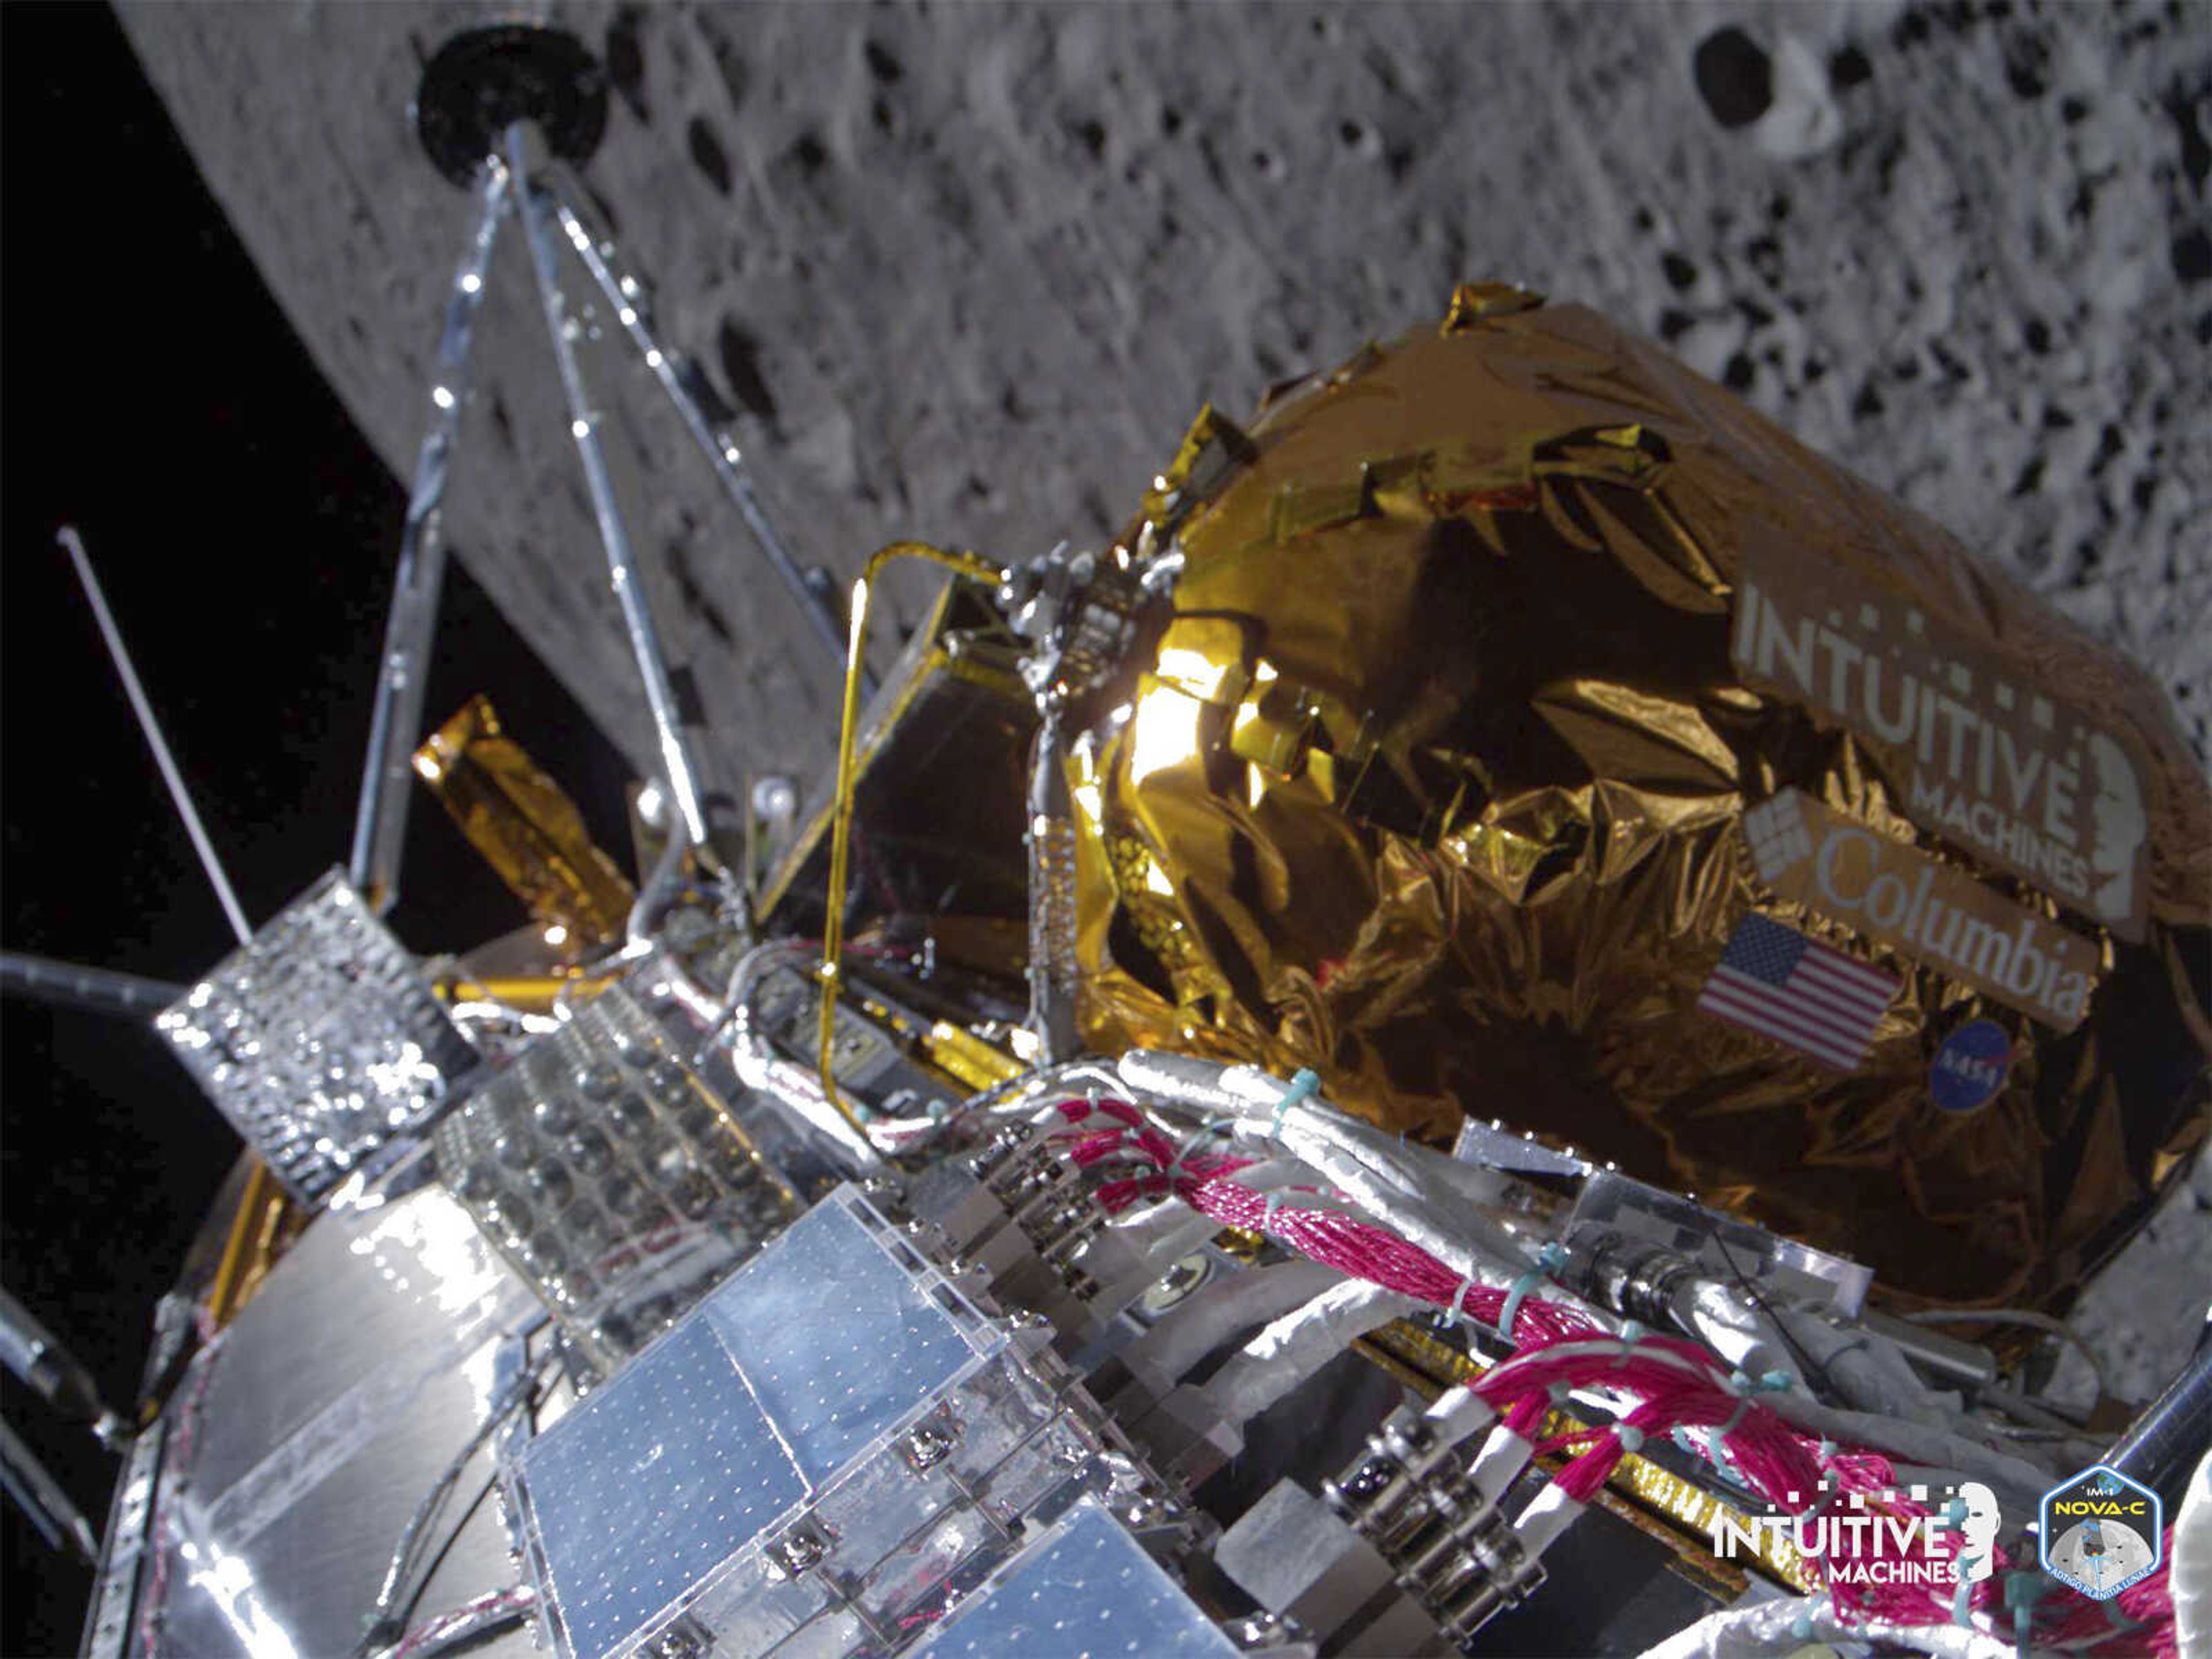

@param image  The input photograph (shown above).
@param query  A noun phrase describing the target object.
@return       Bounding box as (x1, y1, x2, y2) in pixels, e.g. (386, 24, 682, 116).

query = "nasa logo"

(1930, 1020, 2013, 1113)
(2040, 1465, 2162, 1601)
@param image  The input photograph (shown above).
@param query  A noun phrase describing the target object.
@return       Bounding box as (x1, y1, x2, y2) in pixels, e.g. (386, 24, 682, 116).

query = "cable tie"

(1950, 1576, 1975, 1628)
(1611, 1319, 1647, 1370)
(1615, 1424, 1645, 1455)
(1495, 1268, 1544, 1341)
(1714, 1372, 1760, 1443)
(1492, 1243, 1563, 1341)
(1547, 1381, 1572, 1405)
(2003, 1569, 2052, 1657)
(1452, 1263, 1482, 1319)
(1270, 1069, 1321, 1136)
(1165, 1114, 1229, 1181)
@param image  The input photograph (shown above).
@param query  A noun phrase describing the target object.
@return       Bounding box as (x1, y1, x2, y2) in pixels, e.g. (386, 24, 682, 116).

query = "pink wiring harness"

(390, 1585, 537, 1658)
(1050, 1093, 2179, 1657)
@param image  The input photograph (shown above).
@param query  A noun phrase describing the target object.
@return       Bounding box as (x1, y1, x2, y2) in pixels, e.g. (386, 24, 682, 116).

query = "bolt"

(1139, 1253, 1211, 1315)
(769, 1522, 829, 1578)
(902, 1423, 955, 1471)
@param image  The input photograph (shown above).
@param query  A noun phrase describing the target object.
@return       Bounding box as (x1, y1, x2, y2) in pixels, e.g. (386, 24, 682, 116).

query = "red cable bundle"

(1042, 1097, 2179, 1654)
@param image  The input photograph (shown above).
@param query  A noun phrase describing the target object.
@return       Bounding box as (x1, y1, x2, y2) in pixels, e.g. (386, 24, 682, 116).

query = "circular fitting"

(414, 24, 610, 188)
(752, 775, 800, 821)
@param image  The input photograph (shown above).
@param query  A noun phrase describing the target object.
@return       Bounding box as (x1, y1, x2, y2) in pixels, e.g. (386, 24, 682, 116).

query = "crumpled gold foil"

(1073, 286, 2210, 1310)
(414, 695, 635, 956)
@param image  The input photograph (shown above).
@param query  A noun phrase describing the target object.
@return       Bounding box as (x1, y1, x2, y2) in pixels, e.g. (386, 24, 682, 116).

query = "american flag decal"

(1698, 914, 1898, 1071)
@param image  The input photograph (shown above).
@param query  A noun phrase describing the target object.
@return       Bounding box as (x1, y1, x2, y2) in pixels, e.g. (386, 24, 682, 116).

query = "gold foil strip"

(921, 1021, 1027, 1092)
(413, 695, 635, 956)
(435, 974, 575, 1015)
(206, 1161, 299, 1330)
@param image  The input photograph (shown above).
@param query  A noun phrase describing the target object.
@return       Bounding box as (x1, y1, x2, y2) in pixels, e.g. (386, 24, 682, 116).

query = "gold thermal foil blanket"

(414, 695, 636, 955)
(1071, 287, 2210, 1309)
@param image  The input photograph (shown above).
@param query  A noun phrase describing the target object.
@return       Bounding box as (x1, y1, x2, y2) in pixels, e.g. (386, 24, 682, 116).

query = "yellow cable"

(817, 541, 1007, 1135)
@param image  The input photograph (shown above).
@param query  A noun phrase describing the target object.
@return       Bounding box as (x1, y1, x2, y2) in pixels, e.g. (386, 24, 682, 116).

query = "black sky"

(2, 7, 629, 1649)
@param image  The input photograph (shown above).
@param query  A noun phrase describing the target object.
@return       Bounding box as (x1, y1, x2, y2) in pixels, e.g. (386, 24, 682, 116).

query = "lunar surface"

(117, 2, 2209, 1395)
(117, 1, 2211, 787)
(2050, 1517, 2159, 1590)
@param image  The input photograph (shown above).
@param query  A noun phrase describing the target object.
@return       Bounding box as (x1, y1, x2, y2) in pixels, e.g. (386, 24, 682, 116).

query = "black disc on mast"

(414, 24, 609, 188)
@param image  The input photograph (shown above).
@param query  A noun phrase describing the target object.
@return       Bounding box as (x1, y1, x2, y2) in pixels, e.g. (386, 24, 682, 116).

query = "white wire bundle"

(1116, 1259, 1348, 1397)
(1423, 1381, 1499, 1451)
(1765, 1309, 2066, 1512)
(1677, 1277, 1796, 1379)
(1232, 1159, 1378, 1224)
(1105, 1192, 1232, 1256)
(1775, 1306, 1959, 1422)
(1114, 1051, 1544, 1282)
(1753, 1391, 2054, 1520)
(1200, 1279, 1424, 1429)
(1119, 1053, 2089, 1504)
(966, 1059, 1131, 1127)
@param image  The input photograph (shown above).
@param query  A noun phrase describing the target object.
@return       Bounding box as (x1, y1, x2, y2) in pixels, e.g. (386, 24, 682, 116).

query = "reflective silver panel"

(908, 1499, 1238, 1659)
(434, 982, 799, 1367)
(128, 1188, 546, 1658)
(524, 1317, 810, 1659)
(512, 1187, 1121, 1659)
(692, 1196, 985, 1483)
(157, 870, 476, 1203)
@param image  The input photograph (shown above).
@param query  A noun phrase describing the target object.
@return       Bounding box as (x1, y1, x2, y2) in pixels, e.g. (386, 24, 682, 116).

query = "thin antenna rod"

(59, 525, 253, 947)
